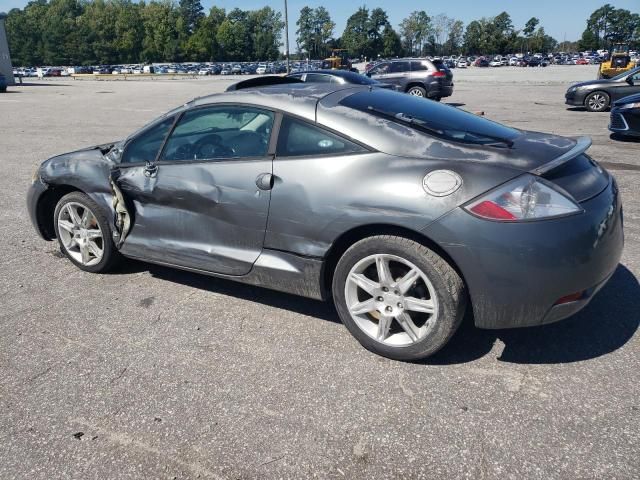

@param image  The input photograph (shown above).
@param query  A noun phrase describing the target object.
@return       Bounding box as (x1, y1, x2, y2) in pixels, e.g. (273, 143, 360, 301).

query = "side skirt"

(122, 248, 327, 301)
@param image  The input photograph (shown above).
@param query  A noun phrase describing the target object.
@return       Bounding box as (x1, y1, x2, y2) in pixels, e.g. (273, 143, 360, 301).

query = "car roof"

(191, 83, 365, 122)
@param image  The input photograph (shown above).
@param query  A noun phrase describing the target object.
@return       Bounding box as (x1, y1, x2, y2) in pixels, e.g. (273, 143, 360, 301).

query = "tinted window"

(369, 62, 390, 75)
(340, 89, 520, 146)
(162, 106, 274, 161)
(305, 73, 333, 83)
(121, 117, 174, 164)
(411, 61, 428, 71)
(390, 61, 410, 73)
(277, 117, 366, 157)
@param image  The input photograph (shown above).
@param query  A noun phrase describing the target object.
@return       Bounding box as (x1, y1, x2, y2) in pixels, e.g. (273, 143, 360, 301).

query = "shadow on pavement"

(138, 261, 340, 324)
(124, 260, 638, 365)
(610, 133, 640, 143)
(14, 82, 72, 87)
(429, 264, 639, 365)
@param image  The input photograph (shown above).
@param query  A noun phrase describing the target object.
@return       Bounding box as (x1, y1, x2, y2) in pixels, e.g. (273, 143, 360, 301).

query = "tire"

(53, 191, 121, 273)
(407, 86, 427, 97)
(332, 235, 467, 361)
(585, 91, 610, 112)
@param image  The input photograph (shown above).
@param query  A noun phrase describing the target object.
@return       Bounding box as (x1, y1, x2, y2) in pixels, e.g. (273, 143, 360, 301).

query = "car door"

(368, 61, 391, 83)
(384, 61, 411, 90)
(113, 105, 276, 276)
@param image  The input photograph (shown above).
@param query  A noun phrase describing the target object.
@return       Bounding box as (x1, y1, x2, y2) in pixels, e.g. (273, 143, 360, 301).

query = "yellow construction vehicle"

(321, 49, 355, 71)
(598, 43, 635, 79)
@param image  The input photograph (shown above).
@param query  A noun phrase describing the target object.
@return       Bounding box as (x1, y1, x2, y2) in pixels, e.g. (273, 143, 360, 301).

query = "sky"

(2, 0, 639, 45)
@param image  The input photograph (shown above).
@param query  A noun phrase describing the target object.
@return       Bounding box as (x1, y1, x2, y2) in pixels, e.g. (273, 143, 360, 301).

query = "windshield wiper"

(367, 106, 514, 148)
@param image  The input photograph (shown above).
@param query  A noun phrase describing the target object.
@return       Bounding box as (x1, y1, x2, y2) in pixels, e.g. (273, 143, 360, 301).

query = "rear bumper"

(428, 84, 453, 99)
(423, 177, 624, 329)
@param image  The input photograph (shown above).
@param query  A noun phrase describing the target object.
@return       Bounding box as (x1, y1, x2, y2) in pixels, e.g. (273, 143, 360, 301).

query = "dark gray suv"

(366, 58, 454, 100)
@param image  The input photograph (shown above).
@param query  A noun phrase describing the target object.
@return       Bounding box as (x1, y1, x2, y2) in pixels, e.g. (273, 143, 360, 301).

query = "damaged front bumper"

(27, 175, 51, 240)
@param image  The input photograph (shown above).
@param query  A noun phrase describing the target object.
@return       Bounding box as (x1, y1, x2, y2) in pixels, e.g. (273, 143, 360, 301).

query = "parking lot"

(1, 65, 638, 479)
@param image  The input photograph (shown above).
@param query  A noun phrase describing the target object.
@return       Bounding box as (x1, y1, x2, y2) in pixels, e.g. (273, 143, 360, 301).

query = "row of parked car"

(12, 62, 295, 77)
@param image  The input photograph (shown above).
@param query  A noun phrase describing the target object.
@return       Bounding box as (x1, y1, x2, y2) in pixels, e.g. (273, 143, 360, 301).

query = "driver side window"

(369, 62, 390, 75)
(161, 106, 274, 162)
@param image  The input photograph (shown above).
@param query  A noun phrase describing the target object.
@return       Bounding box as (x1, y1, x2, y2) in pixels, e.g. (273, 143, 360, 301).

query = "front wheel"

(332, 236, 467, 361)
(585, 91, 610, 112)
(54, 192, 121, 273)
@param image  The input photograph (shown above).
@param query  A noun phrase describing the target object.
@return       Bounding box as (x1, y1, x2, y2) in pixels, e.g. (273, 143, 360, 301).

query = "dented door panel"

(115, 160, 272, 276)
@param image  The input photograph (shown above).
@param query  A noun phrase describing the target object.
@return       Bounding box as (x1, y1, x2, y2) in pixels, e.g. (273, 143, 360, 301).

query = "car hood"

(614, 92, 640, 106)
(569, 79, 615, 90)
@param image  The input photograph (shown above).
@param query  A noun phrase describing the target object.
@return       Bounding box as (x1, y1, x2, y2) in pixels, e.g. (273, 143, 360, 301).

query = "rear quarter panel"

(265, 152, 522, 258)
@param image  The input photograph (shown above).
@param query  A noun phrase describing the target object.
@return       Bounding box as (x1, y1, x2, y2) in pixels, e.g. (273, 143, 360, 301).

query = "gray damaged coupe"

(27, 84, 624, 361)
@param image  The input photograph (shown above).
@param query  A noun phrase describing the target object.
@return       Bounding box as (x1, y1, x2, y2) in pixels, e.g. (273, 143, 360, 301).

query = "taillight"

(432, 71, 446, 78)
(465, 174, 583, 222)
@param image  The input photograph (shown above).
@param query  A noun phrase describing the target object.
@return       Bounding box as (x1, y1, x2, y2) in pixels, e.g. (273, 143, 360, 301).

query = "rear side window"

(121, 117, 175, 164)
(390, 61, 410, 73)
(410, 61, 428, 71)
(276, 116, 367, 157)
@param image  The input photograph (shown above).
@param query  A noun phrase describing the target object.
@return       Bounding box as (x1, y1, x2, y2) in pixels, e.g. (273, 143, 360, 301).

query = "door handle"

(255, 172, 274, 190)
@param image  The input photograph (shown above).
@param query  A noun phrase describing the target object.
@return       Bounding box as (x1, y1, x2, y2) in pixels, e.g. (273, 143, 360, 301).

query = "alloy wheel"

(588, 93, 607, 111)
(344, 254, 439, 347)
(57, 202, 104, 266)
(408, 88, 424, 97)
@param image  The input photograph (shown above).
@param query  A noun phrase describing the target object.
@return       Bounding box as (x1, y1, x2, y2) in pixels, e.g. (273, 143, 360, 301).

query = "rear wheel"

(332, 236, 466, 361)
(54, 192, 121, 273)
(407, 86, 427, 97)
(585, 91, 610, 112)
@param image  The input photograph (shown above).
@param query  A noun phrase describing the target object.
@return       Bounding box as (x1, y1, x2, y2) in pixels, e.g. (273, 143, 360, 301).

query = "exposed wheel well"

(321, 224, 467, 299)
(36, 185, 83, 240)
(405, 82, 426, 92)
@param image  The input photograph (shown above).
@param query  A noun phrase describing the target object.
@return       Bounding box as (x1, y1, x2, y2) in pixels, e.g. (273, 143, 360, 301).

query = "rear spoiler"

(530, 136, 592, 175)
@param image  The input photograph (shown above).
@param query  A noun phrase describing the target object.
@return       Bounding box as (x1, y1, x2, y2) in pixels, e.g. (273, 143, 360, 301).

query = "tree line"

(5, 1, 640, 66)
(6, 0, 284, 65)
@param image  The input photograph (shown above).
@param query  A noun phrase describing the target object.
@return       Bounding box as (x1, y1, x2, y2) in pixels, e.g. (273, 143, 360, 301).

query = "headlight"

(567, 86, 577, 93)
(464, 174, 582, 222)
(619, 102, 640, 110)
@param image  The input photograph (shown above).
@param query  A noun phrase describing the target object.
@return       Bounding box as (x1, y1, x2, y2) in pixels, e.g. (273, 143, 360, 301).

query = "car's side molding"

(530, 136, 592, 175)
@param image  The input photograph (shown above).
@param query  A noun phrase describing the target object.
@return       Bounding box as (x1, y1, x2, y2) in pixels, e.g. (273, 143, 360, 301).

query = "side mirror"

(626, 76, 635, 85)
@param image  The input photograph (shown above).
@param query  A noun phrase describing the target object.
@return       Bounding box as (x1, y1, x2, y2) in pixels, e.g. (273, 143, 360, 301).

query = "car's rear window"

(340, 89, 520, 146)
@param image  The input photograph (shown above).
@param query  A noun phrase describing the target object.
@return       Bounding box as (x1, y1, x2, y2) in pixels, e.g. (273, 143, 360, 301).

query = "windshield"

(341, 89, 520, 146)
(611, 66, 640, 81)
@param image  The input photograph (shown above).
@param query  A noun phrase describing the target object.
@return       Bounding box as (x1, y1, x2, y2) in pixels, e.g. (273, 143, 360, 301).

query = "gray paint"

(27, 85, 624, 329)
(0, 13, 15, 86)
